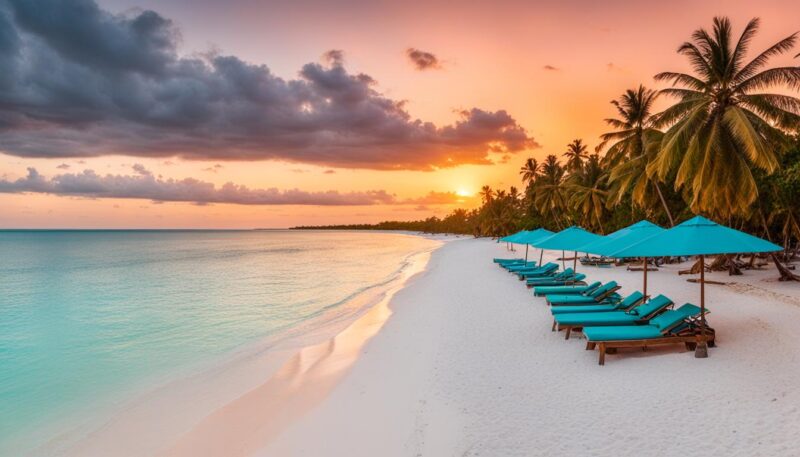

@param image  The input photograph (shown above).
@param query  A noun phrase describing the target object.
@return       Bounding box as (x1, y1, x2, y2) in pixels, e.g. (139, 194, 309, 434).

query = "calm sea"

(0, 230, 439, 455)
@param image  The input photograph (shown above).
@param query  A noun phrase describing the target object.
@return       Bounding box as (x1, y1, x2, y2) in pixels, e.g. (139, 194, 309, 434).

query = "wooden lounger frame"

(586, 320, 717, 365)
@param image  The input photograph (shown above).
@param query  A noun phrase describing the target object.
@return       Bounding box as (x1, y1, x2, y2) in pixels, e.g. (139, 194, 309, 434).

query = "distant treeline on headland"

(291, 215, 475, 235)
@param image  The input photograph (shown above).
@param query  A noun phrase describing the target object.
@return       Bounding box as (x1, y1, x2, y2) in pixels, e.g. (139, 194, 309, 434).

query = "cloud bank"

(0, 0, 537, 170)
(0, 166, 471, 206)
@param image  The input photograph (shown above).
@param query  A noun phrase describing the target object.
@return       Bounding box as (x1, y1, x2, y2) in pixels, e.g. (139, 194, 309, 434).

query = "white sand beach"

(161, 236, 800, 456)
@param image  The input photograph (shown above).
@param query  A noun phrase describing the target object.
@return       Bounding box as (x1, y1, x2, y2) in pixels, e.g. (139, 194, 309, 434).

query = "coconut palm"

(568, 154, 609, 233)
(534, 155, 568, 229)
(650, 16, 800, 217)
(519, 158, 540, 184)
(563, 139, 589, 172)
(598, 85, 675, 225)
(479, 185, 494, 205)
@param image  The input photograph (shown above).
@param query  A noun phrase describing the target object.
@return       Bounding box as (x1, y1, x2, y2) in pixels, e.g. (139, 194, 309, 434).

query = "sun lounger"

(516, 262, 559, 279)
(550, 291, 644, 315)
(545, 281, 620, 306)
(583, 304, 714, 365)
(533, 281, 601, 297)
(503, 261, 538, 271)
(494, 258, 526, 264)
(526, 273, 586, 288)
(525, 268, 575, 285)
(552, 294, 673, 339)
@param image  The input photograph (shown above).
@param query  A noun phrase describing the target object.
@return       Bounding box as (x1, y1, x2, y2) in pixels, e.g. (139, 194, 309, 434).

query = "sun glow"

(456, 189, 472, 197)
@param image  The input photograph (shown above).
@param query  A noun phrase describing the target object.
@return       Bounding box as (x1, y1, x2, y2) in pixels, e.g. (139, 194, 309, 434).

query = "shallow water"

(0, 230, 439, 455)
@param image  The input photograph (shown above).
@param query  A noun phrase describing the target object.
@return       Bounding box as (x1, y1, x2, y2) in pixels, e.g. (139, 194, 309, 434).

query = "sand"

(65, 236, 800, 456)
(258, 237, 800, 456)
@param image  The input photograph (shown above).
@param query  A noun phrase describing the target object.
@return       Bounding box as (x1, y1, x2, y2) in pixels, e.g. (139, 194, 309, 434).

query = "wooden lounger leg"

(552, 320, 556, 332)
(586, 342, 596, 350)
(598, 343, 606, 365)
(565, 327, 572, 340)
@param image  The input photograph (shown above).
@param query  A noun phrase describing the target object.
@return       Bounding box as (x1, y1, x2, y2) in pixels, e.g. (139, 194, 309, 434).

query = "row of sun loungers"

(495, 260, 715, 365)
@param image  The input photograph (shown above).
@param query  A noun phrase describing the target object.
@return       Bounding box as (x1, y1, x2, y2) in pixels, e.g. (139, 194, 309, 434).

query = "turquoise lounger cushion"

(548, 295, 601, 305)
(534, 281, 600, 296)
(582, 325, 663, 341)
(625, 294, 673, 318)
(550, 291, 642, 315)
(528, 274, 587, 287)
(550, 304, 617, 314)
(554, 312, 640, 326)
(587, 281, 618, 298)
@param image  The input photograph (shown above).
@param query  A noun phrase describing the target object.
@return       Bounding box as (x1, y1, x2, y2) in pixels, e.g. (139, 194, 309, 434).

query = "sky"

(0, 0, 798, 228)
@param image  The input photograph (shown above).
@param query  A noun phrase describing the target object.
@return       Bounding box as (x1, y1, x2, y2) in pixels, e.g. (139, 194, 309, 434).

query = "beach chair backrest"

(541, 262, 558, 273)
(588, 281, 617, 298)
(581, 281, 601, 294)
(571, 273, 587, 282)
(649, 303, 702, 332)
(557, 268, 574, 279)
(614, 291, 644, 310)
(626, 294, 673, 317)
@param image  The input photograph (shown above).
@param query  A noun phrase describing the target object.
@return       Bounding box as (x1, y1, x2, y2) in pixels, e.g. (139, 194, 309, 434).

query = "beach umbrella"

(578, 220, 665, 298)
(609, 215, 782, 358)
(519, 228, 555, 265)
(500, 230, 528, 254)
(531, 226, 604, 271)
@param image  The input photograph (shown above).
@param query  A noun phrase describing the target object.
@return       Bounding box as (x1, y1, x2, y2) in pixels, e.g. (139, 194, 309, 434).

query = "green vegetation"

(295, 17, 800, 250)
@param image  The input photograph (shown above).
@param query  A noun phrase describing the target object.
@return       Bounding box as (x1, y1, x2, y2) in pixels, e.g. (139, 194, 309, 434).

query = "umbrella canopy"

(608, 216, 781, 258)
(532, 226, 604, 250)
(499, 230, 529, 243)
(579, 220, 665, 256)
(607, 215, 782, 359)
(518, 228, 554, 245)
(530, 226, 604, 272)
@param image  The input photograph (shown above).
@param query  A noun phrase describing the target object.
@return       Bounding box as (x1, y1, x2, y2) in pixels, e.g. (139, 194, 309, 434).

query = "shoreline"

(32, 233, 448, 457)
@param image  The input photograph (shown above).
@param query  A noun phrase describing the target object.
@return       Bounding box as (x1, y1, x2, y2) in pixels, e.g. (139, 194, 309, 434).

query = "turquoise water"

(0, 230, 438, 454)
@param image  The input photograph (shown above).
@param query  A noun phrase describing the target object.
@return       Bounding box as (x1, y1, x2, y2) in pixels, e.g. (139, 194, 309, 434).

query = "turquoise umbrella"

(519, 228, 555, 265)
(499, 230, 529, 256)
(609, 215, 782, 358)
(578, 220, 665, 298)
(531, 226, 604, 271)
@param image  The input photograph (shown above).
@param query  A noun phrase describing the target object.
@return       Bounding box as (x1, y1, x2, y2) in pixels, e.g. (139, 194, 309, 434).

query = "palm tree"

(563, 139, 589, 172)
(650, 17, 800, 217)
(519, 158, 540, 185)
(479, 185, 494, 205)
(568, 154, 609, 232)
(598, 85, 675, 226)
(534, 155, 568, 228)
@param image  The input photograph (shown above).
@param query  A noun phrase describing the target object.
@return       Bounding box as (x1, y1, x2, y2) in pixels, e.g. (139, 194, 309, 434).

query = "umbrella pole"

(525, 245, 529, 263)
(561, 250, 566, 270)
(539, 249, 544, 266)
(643, 257, 648, 300)
(573, 251, 577, 272)
(695, 254, 709, 358)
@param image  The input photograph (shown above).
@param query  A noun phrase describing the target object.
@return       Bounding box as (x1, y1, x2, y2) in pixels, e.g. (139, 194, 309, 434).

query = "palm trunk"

(652, 181, 674, 227)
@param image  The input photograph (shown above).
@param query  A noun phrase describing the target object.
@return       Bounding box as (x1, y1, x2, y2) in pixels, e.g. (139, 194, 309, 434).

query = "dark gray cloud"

(56, 163, 70, 169)
(0, 0, 537, 170)
(543, 65, 559, 71)
(0, 166, 468, 206)
(406, 48, 442, 70)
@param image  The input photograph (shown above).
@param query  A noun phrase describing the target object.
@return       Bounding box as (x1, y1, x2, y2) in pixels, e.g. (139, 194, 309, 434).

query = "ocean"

(0, 230, 440, 455)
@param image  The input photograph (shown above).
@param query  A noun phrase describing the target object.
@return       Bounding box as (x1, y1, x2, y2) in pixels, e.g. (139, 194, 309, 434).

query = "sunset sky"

(1, 0, 798, 228)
